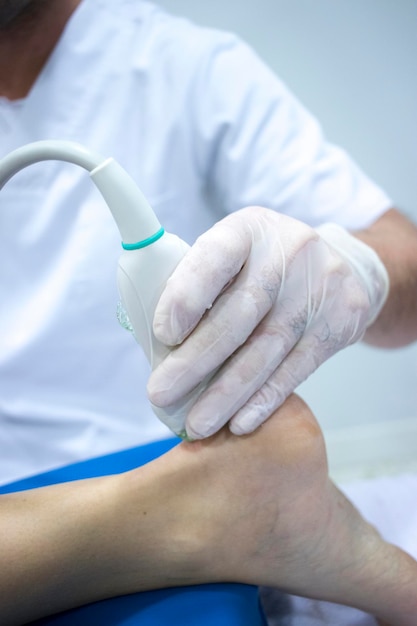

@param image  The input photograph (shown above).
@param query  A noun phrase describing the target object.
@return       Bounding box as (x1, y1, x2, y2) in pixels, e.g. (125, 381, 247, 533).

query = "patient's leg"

(2, 394, 416, 625)
(148, 394, 417, 626)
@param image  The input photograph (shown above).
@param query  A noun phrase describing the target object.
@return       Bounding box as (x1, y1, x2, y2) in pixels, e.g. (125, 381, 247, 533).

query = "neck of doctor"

(0, 0, 81, 100)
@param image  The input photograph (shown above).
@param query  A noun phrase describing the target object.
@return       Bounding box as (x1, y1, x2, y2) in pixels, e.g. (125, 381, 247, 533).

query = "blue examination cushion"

(1, 437, 266, 626)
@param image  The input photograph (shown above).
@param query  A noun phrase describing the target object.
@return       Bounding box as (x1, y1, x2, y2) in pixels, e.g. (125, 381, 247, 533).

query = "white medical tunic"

(0, 0, 392, 484)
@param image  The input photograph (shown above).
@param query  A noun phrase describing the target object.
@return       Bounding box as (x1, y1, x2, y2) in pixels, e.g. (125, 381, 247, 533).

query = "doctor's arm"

(147, 206, 417, 439)
(355, 207, 417, 348)
(146, 35, 417, 439)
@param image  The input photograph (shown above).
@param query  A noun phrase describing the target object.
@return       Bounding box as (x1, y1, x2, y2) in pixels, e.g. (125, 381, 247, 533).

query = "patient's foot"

(133, 394, 417, 625)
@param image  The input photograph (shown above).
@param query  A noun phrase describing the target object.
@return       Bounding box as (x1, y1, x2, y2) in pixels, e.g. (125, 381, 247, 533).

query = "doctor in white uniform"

(1, 0, 416, 485)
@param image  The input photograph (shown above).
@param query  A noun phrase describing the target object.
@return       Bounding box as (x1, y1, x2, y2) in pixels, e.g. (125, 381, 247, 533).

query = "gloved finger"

(230, 302, 363, 435)
(153, 207, 313, 347)
(148, 248, 284, 408)
(228, 327, 338, 435)
(225, 288, 371, 438)
(183, 313, 303, 439)
(153, 213, 252, 346)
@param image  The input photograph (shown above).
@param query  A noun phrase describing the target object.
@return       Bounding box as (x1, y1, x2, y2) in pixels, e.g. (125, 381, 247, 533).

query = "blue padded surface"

(30, 584, 265, 626)
(2, 437, 266, 626)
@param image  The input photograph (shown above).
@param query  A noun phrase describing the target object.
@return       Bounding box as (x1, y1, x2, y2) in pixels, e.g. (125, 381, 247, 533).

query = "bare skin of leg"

(1, 394, 416, 624)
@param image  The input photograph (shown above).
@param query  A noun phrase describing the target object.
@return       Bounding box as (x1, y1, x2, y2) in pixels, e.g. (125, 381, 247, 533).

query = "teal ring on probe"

(122, 226, 165, 250)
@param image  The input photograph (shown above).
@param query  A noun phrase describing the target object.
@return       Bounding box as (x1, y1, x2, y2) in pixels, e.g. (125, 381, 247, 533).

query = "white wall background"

(157, 0, 417, 478)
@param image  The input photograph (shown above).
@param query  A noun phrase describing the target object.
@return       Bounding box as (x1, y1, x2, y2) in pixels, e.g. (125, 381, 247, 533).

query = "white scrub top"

(0, 0, 392, 484)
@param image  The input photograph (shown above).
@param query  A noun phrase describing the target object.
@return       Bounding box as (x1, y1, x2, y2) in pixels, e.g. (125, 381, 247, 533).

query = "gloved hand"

(147, 207, 389, 438)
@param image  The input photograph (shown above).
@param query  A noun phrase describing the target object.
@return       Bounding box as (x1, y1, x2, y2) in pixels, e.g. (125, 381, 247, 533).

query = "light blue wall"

(157, 0, 417, 434)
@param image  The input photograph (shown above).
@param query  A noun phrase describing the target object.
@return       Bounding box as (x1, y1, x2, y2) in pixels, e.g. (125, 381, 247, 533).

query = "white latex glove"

(147, 207, 389, 438)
